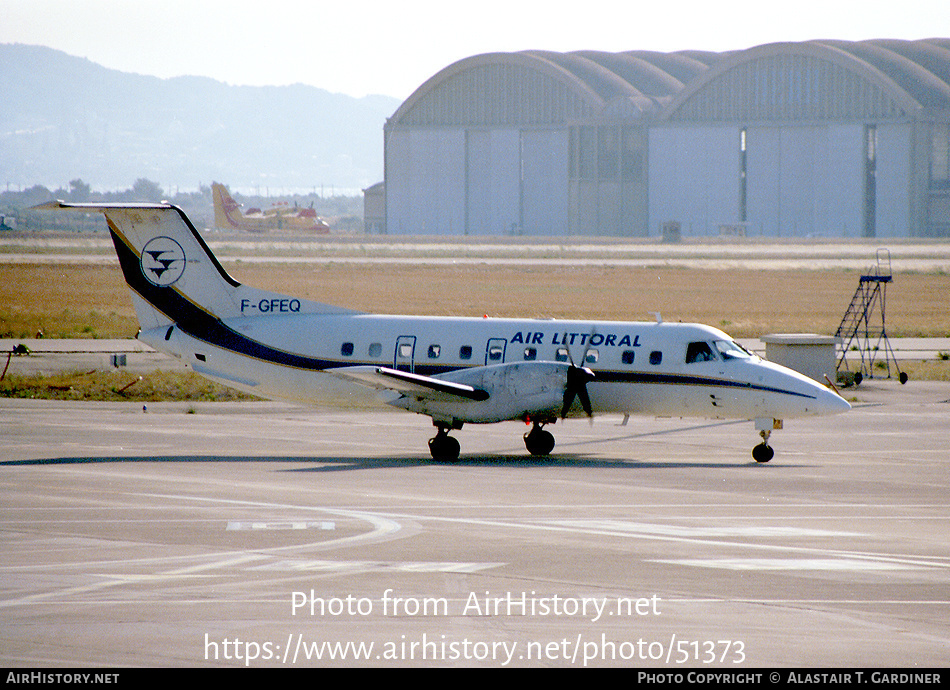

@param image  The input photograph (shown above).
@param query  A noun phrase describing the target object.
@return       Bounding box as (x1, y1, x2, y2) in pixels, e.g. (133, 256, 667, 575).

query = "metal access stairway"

(835, 249, 907, 385)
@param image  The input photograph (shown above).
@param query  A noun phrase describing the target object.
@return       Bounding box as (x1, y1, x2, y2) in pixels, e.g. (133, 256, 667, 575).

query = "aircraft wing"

(328, 360, 590, 425)
(328, 366, 490, 402)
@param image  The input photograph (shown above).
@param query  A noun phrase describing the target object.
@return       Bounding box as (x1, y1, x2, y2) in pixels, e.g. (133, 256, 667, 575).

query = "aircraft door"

(485, 338, 507, 365)
(394, 336, 416, 373)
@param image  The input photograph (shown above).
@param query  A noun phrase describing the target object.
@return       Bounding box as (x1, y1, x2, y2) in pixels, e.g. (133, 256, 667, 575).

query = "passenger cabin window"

(555, 347, 570, 362)
(459, 345, 473, 360)
(621, 350, 636, 365)
(649, 351, 663, 366)
(428, 344, 441, 359)
(523, 347, 537, 361)
(368, 342, 382, 358)
(487, 345, 504, 362)
(685, 341, 716, 364)
(341, 342, 355, 357)
(584, 349, 599, 364)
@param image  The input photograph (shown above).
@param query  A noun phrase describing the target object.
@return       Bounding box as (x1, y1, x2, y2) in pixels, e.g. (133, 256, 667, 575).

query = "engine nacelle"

(391, 361, 571, 425)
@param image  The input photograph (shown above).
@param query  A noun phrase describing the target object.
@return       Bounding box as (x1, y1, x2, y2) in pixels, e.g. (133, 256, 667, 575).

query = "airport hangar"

(378, 39, 950, 239)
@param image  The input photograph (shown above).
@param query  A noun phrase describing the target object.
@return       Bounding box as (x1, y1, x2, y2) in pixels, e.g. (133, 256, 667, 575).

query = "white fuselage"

(141, 311, 850, 426)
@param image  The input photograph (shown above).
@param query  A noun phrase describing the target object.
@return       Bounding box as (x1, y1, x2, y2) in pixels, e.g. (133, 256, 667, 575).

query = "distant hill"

(0, 44, 400, 193)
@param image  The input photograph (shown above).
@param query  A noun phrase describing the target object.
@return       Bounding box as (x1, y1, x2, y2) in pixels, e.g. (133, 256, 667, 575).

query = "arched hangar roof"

(662, 38, 950, 121)
(389, 49, 726, 127)
(389, 39, 950, 129)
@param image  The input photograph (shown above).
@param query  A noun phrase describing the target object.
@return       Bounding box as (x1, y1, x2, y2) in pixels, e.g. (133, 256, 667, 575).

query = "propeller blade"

(562, 365, 595, 418)
(561, 392, 575, 418)
(577, 375, 593, 417)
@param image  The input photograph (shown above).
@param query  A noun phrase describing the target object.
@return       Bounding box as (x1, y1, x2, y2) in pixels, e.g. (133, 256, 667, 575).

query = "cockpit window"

(685, 341, 716, 364)
(714, 340, 754, 360)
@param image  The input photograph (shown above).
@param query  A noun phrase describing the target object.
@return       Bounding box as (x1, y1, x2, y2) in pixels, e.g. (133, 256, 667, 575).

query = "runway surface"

(1, 381, 948, 667)
(4, 235, 950, 272)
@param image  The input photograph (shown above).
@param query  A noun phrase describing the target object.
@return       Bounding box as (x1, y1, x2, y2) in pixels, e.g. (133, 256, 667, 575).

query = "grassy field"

(0, 369, 258, 403)
(3, 261, 949, 339)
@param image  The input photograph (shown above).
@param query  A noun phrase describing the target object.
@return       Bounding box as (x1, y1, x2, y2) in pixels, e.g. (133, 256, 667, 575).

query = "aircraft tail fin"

(211, 182, 243, 229)
(36, 201, 355, 343)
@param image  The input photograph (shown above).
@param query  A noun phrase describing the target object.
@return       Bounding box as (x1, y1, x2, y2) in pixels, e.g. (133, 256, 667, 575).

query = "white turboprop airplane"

(43, 201, 850, 462)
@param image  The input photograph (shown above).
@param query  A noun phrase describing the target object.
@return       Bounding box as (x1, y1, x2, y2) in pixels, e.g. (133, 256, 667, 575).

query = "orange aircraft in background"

(212, 182, 330, 233)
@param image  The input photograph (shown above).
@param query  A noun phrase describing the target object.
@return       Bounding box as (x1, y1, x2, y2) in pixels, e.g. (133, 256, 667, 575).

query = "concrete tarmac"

(1, 380, 948, 667)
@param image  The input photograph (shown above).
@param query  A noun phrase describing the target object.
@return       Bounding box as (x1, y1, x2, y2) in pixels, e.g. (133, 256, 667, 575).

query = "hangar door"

(746, 124, 864, 238)
(466, 130, 520, 235)
(520, 130, 569, 236)
(648, 126, 739, 236)
(466, 129, 568, 236)
(387, 129, 465, 235)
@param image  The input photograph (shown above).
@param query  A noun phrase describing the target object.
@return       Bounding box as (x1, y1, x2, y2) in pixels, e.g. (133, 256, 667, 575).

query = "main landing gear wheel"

(524, 424, 555, 456)
(428, 428, 460, 461)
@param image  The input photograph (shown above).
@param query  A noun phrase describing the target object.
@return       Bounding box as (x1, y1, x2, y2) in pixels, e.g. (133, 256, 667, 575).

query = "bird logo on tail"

(140, 236, 186, 287)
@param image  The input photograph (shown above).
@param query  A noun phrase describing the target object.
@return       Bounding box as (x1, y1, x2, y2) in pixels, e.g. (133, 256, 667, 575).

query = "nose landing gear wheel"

(752, 443, 774, 463)
(524, 425, 556, 456)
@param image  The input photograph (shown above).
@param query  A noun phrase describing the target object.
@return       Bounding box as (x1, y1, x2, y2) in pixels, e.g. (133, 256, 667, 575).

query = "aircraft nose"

(816, 385, 851, 415)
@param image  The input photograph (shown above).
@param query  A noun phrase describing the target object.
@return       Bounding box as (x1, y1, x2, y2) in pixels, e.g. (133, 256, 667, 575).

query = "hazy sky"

(4, 0, 949, 99)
